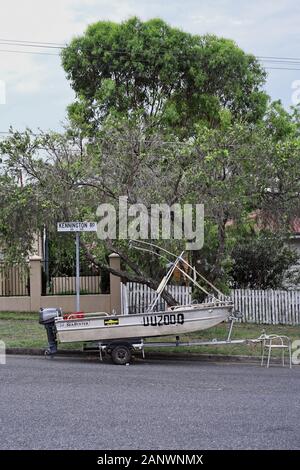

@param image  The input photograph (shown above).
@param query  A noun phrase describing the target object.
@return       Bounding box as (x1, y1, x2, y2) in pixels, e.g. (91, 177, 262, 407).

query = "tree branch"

(81, 242, 178, 306)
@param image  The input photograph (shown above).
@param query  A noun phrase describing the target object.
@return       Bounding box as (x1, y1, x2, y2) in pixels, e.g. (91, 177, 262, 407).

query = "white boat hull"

(55, 303, 232, 343)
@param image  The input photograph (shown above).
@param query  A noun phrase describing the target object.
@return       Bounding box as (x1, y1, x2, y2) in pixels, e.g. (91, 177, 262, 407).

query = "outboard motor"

(39, 308, 62, 356)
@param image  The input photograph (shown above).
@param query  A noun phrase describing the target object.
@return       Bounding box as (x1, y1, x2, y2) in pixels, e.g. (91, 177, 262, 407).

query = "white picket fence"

(231, 289, 300, 325)
(121, 282, 300, 325)
(121, 282, 192, 315)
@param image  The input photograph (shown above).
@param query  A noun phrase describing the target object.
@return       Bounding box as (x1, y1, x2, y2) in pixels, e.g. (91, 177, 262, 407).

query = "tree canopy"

(62, 17, 268, 134)
(230, 232, 298, 289)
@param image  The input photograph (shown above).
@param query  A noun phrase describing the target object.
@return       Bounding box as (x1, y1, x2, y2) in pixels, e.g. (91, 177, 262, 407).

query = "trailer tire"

(111, 345, 131, 365)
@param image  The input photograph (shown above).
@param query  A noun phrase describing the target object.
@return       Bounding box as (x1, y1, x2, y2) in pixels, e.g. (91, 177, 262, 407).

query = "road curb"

(6, 348, 87, 357)
(143, 352, 262, 363)
(5, 347, 270, 363)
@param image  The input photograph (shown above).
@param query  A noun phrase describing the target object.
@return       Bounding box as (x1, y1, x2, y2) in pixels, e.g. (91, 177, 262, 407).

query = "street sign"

(57, 221, 97, 312)
(57, 221, 97, 232)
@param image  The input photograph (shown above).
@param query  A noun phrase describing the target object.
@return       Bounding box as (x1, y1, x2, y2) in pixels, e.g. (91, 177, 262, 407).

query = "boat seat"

(260, 334, 292, 368)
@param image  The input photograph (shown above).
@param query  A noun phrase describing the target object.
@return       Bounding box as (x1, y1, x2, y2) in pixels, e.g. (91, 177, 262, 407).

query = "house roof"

(227, 210, 300, 236)
(291, 218, 300, 234)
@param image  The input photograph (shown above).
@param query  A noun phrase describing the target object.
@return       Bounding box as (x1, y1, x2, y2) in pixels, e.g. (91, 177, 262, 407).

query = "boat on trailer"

(55, 302, 231, 343)
(40, 241, 233, 364)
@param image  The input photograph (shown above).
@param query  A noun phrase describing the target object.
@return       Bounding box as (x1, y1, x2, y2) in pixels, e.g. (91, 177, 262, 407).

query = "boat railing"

(84, 312, 110, 317)
(58, 312, 110, 321)
(129, 240, 232, 311)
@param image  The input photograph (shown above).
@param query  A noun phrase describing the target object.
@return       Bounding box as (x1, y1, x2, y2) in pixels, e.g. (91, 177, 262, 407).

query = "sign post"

(57, 222, 97, 312)
(75, 232, 80, 312)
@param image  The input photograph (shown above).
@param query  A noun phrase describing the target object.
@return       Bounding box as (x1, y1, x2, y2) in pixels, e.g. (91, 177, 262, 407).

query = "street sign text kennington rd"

(57, 222, 97, 232)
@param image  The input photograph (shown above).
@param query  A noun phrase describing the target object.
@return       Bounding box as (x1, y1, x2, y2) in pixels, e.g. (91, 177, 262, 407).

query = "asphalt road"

(0, 355, 299, 450)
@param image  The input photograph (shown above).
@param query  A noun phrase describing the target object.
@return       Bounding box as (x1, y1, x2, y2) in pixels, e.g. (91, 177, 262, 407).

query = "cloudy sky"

(0, 0, 300, 133)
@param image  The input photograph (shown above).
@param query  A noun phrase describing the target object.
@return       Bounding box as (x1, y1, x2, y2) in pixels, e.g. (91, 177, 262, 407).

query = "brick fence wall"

(0, 253, 121, 314)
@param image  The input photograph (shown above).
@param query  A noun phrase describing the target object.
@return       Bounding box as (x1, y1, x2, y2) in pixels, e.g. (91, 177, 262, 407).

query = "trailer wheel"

(111, 345, 131, 365)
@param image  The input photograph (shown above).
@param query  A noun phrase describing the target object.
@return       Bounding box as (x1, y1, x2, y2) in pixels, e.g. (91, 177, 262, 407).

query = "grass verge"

(0, 312, 299, 357)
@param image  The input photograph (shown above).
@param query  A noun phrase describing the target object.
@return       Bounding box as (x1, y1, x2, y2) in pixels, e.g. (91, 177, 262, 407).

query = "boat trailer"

(84, 313, 261, 365)
(40, 309, 292, 366)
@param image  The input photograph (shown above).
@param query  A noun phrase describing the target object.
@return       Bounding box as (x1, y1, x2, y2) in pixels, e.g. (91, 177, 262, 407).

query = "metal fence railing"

(42, 261, 102, 296)
(0, 263, 30, 296)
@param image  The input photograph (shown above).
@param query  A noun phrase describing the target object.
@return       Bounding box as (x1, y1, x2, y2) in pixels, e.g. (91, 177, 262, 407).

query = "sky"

(0, 0, 300, 133)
